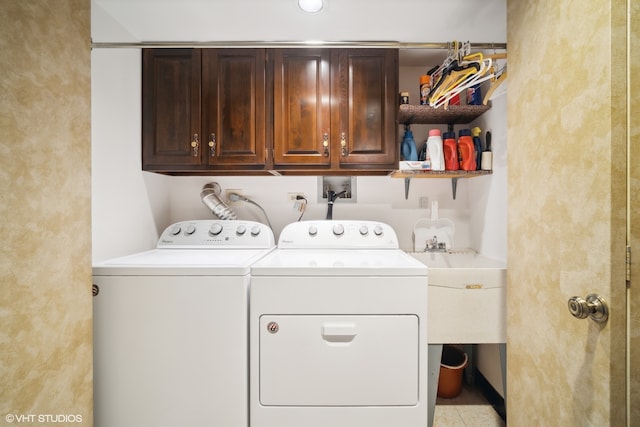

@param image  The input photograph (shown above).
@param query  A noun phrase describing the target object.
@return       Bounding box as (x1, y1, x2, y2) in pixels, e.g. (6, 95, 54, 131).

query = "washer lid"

(93, 248, 275, 276)
(250, 248, 428, 276)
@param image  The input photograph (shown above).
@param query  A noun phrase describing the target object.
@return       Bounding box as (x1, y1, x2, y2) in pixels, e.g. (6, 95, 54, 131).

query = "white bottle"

(426, 129, 445, 171)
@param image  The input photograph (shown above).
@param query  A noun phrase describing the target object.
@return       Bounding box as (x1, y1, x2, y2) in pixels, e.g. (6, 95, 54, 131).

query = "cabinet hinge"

(627, 245, 631, 285)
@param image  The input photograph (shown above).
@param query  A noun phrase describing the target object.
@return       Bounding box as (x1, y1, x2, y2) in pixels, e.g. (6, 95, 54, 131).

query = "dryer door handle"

(322, 323, 357, 343)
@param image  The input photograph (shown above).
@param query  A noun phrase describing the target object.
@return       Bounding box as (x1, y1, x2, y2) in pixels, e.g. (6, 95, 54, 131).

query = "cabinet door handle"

(190, 133, 199, 157)
(208, 133, 216, 157)
(323, 133, 329, 157)
(340, 132, 347, 157)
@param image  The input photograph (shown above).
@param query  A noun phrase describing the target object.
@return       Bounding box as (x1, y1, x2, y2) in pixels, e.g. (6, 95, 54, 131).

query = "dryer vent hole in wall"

(318, 176, 357, 203)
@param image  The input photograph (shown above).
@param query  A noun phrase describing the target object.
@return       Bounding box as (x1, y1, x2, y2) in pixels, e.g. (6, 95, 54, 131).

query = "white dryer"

(92, 220, 275, 427)
(249, 220, 428, 427)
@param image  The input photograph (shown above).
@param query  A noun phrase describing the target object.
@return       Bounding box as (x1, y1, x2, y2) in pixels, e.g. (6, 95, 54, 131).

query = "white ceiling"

(92, 0, 506, 44)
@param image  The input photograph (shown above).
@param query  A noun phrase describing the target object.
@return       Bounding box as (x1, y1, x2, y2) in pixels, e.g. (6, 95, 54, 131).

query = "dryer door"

(259, 315, 419, 406)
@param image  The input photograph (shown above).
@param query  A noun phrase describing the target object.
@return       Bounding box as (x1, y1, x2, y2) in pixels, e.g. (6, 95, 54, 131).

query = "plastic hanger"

(429, 41, 471, 91)
(482, 52, 507, 104)
(429, 49, 481, 104)
(429, 63, 479, 105)
(430, 57, 494, 109)
(483, 65, 507, 105)
(426, 42, 506, 109)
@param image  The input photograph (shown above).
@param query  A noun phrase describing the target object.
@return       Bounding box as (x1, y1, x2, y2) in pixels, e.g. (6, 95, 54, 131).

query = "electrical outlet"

(225, 189, 244, 204)
(419, 196, 430, 209)
(287, 193, 306, 202)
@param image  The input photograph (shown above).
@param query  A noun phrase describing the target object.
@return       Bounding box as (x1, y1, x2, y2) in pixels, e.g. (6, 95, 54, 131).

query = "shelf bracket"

(405, 177, 457, 200)
(404, 177, 411, 200)
(451, 178, 458, 200)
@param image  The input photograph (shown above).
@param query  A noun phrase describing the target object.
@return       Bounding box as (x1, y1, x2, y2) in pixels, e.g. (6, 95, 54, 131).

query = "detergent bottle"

(443, 131, 459, 171)
(400, 125, 418, 161)
(457, 129, 476, 171)
(426, 129, 444, 171)
(471, 126, 483, 170)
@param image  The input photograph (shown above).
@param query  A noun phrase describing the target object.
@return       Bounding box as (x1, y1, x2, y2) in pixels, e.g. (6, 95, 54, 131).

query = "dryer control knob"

(359, 225, 369, 236)
(373, 225, 384, 236)
(333, 224, 345, 236)
(251, 225, 261, 236)
(170, 225, 182, 235)
(209, 223, 223, 236)
(236, 225, 247, 235)
(185, 225, 196, 235)
(308, 225, 318, 236)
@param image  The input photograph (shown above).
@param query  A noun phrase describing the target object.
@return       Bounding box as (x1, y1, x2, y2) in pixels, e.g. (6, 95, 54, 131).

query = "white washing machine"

(249, 220, 428, 427)
(92, 220, 275, 427)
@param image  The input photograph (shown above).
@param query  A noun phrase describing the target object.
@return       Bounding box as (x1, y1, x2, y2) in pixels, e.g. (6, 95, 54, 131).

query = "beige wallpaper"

(0, 0, 93, 425)
(630, 0, 640, 424)
(507, 0, 628, 425)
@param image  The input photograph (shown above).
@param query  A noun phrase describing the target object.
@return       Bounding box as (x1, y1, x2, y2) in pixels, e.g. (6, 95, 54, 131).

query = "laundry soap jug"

(401, 126, 418, 161)
(457, 129, 476, 171)
(471, 127, 483, 170)
(426, 129, 445, 171)
(443, 131, 459, 171)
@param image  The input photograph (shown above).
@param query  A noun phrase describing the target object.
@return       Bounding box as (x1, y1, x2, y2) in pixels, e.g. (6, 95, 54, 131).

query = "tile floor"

(433, 384, 506, 427)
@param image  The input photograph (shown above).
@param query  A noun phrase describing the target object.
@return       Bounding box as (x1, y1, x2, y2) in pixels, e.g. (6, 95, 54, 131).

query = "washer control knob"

(170, 225, 182, 235)
(185, 225, 196, 235)
(359, 225, 369, 236)
(236, 225, 247, 235)
(251, 225, 261, 236)
(373, 225, 384, 236)
(308, 225, 318, 236)
(209, 223, 223, 236)
(333, 224, 345, 236)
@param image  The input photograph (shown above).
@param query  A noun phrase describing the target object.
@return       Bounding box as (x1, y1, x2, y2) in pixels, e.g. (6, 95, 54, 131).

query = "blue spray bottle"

(401, 125, 418, 161)
(471, 127, 483, 170)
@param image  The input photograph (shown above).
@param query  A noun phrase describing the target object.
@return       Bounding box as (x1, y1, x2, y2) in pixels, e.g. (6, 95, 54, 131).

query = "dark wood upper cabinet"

(142, 49, 202, 170)
(272, 49, 331, 168)
(273, 48, 398, 173)
(202, 49, 267, 169)
(142, 47, 398, 174)
(143, 48, 267, 172)
(332, 49, 398, 170)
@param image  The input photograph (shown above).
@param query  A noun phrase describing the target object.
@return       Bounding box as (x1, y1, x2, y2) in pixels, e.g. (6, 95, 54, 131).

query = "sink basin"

(407, 251, 506, 344)
(408, 251, 505, 288)
(409, 251, 505, 269)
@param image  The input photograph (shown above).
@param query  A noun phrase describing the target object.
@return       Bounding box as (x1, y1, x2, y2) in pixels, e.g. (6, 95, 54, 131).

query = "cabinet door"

(272, 49, 331, 168)
(202, 49, 267, 169)
(142, 49, 202, 170)
(332, 49, 398, 169)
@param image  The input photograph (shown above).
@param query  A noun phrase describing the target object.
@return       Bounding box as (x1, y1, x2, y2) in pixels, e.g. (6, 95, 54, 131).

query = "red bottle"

(443, 132, 459, 170)
(457, 129, 476, 171)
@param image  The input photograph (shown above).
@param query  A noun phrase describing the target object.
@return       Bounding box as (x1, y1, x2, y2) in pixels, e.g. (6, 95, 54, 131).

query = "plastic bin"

(437, 345, 469, 398)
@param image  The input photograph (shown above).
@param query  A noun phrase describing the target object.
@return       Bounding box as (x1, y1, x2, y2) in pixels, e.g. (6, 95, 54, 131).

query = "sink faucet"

(326, 190, 347, 220)
(425, 235, 447, 252)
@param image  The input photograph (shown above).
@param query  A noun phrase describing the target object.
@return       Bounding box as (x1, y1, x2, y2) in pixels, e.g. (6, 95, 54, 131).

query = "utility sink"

(407, 251, 506, 344)
(409, 251, 505, 287)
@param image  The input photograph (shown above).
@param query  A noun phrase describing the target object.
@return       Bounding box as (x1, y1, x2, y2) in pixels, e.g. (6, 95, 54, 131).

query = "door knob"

(567, 294, 609, 324)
